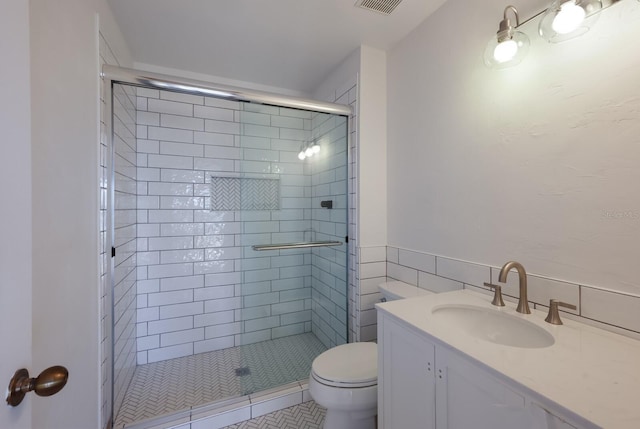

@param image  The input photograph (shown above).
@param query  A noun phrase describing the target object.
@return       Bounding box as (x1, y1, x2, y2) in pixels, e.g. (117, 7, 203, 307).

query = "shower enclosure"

(104, 67, 350, 427)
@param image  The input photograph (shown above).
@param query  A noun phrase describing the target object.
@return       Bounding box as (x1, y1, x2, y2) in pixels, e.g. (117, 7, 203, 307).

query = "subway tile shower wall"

(100, 32, 138, 424)
(310, 112, 349, 348)
(99, 32, 116, 428)
(134, 90, 343, 364)
(317, 79, 359, 344)
(112, 82, 139, 418)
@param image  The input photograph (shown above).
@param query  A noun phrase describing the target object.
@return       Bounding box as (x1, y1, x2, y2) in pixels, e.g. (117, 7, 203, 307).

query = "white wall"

(312, 49, 361, 103)
(358, 46, 388, 248)
(0, 1, 31, 427)
(387, 0, 640, 296)
(30, 1, 130, 427)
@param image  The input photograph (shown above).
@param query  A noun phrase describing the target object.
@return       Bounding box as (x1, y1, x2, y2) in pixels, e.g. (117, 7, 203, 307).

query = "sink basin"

(431, 304, 555, 349)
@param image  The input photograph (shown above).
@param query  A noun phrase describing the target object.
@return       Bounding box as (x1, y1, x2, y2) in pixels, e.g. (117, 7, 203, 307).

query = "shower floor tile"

(222, 400, 326, 429)
(115, 333, 327, 427)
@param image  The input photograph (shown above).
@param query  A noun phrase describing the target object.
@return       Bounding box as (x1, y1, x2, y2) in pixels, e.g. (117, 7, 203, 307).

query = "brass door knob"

(6, 366, 69, 407)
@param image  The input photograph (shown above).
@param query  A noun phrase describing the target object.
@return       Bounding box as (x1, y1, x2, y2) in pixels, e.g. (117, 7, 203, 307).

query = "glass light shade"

(312, 144, 321, 153)
(539, 0, 602, 43)
(484, 31, 530, 68)
(553, 1, 586, 33)
(494, 40, 518, 63)
(298, 151, 306, 160)
(305, 147, 314, 157)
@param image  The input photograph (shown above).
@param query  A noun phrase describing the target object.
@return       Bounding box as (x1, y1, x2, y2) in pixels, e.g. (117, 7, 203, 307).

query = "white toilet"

(309, 281, 432, 429)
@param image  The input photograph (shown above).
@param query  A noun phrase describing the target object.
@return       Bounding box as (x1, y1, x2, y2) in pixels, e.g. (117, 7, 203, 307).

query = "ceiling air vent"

(355, 0, 403, 15)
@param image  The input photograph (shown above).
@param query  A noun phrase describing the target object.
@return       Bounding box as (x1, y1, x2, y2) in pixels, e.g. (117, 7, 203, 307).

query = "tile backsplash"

(381, 246, 640, 339)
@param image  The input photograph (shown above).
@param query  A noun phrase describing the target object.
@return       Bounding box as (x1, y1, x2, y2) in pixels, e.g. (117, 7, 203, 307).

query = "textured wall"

(388, 0, 640, 300)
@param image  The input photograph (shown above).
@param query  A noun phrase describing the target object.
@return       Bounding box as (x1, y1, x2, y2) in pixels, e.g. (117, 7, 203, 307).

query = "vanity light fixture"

(484, 6, 530, 68)
(538, 0, 602, 43)
(485, 0, 620, 69)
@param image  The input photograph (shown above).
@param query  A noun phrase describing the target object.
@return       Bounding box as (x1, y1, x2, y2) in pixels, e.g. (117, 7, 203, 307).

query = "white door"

(1, 1, 33, 428)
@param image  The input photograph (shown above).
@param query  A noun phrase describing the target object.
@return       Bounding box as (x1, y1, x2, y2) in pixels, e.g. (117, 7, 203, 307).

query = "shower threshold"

(121, 380, 313, 429)
(115, 332, 327, 428)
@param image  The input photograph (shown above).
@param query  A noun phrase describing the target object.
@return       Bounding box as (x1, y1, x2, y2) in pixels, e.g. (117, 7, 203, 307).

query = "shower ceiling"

(107, 0, 448, 94)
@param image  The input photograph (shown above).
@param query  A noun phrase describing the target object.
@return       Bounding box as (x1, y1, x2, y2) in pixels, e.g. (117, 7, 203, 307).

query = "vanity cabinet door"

(435, 348, 527, 429)
(529, 402, 579, 429)
(378, 315, 436, 429)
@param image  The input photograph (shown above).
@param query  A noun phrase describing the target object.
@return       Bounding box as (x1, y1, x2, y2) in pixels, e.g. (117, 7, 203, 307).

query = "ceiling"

(108, 0, 449, 94)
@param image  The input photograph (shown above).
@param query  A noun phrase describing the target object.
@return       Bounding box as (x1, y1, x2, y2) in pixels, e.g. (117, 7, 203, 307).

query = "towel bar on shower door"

(251, 241, 343, 251)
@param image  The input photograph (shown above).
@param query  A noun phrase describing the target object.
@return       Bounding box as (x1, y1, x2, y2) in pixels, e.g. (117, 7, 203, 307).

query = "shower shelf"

(252, 241, 343, 251)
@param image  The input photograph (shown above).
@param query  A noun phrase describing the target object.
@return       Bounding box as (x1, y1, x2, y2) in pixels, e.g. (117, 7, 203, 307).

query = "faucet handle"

(483, 282, 505, 307)
(544, 299, 577, 325)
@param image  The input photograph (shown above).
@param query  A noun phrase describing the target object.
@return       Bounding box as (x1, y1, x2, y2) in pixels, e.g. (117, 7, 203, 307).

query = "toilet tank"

(378, 281, 432, 301)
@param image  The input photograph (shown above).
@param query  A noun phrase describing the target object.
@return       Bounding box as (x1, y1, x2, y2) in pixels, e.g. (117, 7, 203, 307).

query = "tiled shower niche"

(131, 88, 349, 366)
(210, 176, 281, 211)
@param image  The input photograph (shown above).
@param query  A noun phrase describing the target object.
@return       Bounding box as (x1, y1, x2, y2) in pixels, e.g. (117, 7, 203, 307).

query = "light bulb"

(312, 144, 320, 154)
(298, 151, 306, 160)
(493, 39, 518, 63)
(484, 6, 529, 69)
(305, 147, 314, 157)
(552, 1, 586, 34)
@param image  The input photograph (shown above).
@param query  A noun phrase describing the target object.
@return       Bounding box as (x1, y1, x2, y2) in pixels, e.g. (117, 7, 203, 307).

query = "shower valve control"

(320, 200, 333, 209)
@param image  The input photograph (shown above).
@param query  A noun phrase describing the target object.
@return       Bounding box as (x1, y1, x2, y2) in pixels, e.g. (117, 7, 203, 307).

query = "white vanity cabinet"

(378, 315, 436, 429)
(435, 346, 527, 429)
(528, 403, 579, 429)
(378, 312, 580, 429)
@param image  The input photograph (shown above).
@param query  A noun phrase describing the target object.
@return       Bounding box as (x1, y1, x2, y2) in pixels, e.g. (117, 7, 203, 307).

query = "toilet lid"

(311, 342, 377, 388)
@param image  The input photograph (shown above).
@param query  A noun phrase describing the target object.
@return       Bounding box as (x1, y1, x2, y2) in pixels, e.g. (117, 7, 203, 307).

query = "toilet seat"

(311, 342, 377, 388)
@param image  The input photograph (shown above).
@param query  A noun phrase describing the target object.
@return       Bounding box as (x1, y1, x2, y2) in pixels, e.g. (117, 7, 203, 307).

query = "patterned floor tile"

(116, 333, 326, 427)
(223, 401, 326, 429)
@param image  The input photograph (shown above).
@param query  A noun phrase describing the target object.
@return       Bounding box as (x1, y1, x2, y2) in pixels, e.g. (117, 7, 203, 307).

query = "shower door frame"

(103, 64, 353, 426)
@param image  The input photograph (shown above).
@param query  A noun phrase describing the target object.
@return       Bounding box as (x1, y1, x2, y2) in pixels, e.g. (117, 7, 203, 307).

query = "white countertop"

(376, 289, 640, 429)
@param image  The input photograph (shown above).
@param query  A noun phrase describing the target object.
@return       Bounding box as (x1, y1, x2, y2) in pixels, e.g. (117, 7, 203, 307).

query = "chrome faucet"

(498, 261, 531, 314)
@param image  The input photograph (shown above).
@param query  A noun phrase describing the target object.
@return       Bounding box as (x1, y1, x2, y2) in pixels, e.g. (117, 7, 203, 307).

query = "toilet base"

(322, 408, 376, 429)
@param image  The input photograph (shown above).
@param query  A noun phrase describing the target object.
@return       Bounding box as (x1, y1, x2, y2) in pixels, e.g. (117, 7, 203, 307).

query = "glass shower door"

(221, 104, 349, 395)
(108, 72, 352, 428)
